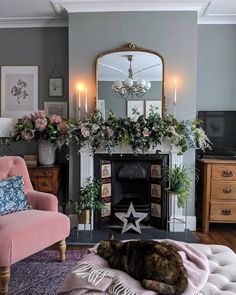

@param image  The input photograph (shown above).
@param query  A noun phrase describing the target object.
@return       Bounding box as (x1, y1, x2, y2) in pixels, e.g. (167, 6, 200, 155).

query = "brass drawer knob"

(223, 188, 232, 194)
(222, 170, 233, 177)
(221, 209, 232, 215)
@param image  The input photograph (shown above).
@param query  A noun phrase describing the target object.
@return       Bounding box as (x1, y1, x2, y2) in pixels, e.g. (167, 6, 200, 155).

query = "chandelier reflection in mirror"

(110, 55, 154, 99)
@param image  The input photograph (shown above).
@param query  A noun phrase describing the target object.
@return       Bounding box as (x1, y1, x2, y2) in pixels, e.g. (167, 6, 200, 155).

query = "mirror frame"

(96, 42, 166, 116)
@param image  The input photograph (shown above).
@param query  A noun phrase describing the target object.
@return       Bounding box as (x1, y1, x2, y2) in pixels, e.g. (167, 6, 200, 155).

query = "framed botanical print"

(0, 66, 38, 118)
(44, 101, 67, 118)
(127, 100, 144, 119)
(145, 100, 162, 118)
(49, 77, 63, 97)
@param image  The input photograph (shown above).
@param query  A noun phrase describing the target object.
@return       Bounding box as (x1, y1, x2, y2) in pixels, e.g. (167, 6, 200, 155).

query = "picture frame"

(145, 100, 162, 118)
(44, 101, 67, 118)
(127, 100, 144, 119)
(49, 77, 63, 97)
(0, 66, 38, 118)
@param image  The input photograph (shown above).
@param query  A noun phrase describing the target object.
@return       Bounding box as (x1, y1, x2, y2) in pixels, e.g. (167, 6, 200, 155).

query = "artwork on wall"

(127, 100, 144, 119)
(44, 101, 67, 118)
(151, 184, 161, 198)
(0, 66, 38, 118)
(97, 99, 105, 118)
(145, 100, 162, 118)
(49, 78, 63, 97)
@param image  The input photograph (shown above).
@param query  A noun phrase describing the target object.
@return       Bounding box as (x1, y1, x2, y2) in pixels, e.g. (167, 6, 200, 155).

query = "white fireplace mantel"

(79, 142, 196, 232)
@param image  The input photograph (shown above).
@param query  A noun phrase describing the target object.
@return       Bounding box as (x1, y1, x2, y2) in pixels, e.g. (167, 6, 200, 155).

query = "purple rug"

(9, 250, 88, 295)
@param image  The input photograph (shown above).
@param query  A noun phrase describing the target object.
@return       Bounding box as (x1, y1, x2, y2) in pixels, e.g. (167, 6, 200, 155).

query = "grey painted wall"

(69, 11, 198, 216)
(0, 27, 68, 160)
(0, 27, 68, 110)
(197, 25, 236, 111)
(98, 81, 162, 118)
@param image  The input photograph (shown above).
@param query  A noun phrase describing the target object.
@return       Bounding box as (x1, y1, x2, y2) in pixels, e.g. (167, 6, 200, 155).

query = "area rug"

(9, 250, 88, 295)
(67, 227, 198, 245)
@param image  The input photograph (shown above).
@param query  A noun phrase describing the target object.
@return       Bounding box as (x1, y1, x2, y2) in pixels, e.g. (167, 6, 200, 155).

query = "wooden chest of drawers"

(196, 159, 236, 233)
(28, 165, 61, 196)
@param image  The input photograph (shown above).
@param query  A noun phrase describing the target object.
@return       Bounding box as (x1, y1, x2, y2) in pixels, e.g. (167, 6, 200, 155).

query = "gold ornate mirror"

(96, 43, 165, 119)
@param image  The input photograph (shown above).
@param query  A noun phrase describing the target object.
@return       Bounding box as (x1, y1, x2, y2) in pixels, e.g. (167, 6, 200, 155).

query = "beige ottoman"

(192, 244, 236, 295)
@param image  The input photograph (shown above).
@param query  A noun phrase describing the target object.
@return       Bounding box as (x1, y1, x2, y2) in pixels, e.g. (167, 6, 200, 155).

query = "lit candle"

(85, 88, 88, 115)
(76, 83, 84, 120)
(174, 78, 177, 106)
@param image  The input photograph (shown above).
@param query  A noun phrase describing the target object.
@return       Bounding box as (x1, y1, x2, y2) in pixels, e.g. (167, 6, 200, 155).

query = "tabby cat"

(97, 237, 188, 295)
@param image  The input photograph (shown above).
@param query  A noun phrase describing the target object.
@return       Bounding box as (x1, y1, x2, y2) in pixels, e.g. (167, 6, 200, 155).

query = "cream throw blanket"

(58, 240, 209, 295)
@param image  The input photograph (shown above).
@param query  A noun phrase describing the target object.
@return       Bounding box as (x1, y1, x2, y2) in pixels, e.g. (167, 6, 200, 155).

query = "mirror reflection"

(96, 46, 164, 120)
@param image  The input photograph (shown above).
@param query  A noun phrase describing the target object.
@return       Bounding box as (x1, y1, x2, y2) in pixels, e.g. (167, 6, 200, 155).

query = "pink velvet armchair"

(0, 156, 70, 295)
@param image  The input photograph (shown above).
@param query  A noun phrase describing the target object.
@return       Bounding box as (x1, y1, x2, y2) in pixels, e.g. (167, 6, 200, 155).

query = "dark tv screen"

(198, 111, 236, 156)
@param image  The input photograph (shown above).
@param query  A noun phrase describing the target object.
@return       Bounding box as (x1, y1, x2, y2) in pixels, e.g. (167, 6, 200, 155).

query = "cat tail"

(141, 279, 176, 295)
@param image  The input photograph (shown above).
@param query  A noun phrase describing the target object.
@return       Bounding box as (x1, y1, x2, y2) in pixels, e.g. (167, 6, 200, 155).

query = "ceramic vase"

(38, 140, 56, 165)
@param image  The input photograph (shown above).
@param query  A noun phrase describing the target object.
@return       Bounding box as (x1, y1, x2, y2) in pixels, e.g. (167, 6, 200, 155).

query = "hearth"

(94, 153, 169, 230)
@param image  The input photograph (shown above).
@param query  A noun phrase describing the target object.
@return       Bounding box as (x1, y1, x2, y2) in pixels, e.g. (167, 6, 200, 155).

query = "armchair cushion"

(0, 175, 31, 216)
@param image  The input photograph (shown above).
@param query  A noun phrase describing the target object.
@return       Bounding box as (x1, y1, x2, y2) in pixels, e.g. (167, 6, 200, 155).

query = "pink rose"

(35, 110, 46, 119)
(35, 118, 47, 131)
(107, 128, 114, 138)
(50, 115, 62, 124)
(81, 126, 90, 138)
(143, 128, 150, 137)
(22, 113, 34, 124)
(21, 129, 34, 141)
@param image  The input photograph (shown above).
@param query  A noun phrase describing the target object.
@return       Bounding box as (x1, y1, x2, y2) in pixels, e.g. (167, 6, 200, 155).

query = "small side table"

(165, 189, 188, 241)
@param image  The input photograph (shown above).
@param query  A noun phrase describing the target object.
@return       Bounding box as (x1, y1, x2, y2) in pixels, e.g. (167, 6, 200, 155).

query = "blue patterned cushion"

(0, 175, 31, 216)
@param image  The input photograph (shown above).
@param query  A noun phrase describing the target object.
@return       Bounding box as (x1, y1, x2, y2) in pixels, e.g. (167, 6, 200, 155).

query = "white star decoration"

(115, 202, 147, 234)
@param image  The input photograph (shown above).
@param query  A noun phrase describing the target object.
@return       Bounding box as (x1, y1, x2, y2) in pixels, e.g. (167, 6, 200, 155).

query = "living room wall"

(197, 24, 236, 111)
(68, 11, 198, 222)
(0, 27, 68, 156)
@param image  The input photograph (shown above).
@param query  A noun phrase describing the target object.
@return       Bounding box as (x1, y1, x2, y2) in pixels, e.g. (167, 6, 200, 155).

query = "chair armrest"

(26, 190, 58, 212)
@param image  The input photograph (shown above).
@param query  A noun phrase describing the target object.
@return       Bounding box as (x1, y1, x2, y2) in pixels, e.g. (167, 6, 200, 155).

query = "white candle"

(174, 78, 177, 106)
(76, 88, 81, 120)
(85, 88, 88, 114)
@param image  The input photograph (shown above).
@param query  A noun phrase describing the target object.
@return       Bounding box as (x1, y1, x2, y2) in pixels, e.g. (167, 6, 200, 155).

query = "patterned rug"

(9, 250, 88, 295)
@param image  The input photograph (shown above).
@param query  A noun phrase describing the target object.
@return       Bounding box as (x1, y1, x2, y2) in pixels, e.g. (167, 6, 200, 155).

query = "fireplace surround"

(78, 142, 196, 232)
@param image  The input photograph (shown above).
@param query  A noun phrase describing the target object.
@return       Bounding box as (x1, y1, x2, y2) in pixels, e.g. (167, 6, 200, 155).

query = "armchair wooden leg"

(58, 239, 66, 262)
(0, 266, 10, 295)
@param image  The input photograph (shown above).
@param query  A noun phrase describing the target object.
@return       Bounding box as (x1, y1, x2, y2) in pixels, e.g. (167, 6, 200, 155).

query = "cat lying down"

(97, 237, 188, 295)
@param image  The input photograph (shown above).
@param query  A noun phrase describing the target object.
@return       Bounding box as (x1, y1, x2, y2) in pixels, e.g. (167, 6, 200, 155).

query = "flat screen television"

(198, 111, 236, 157)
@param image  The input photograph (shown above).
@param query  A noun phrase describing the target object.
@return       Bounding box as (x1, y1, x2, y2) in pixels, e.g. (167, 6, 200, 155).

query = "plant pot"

(38, 140, 57, 165)
(171, 182, 183, 192)
(77, 209, 91, 224)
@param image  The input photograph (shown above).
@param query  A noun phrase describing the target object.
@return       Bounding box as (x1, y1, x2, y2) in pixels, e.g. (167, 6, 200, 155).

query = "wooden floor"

(196, 223, 236, 252)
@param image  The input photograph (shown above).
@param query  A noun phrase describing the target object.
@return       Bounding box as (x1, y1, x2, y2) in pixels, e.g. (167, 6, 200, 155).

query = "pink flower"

(21, 129, 34, 141)
(58, 122, 68, 134)
(35, 118, 47, 131)
(22, 113, 34, 124)
(35, 110, 46, 119)
(143, 128, 150, 137)
(50, 115, 62, 124)
(107, 128, 114, 138)
(81, 126, 90, 138)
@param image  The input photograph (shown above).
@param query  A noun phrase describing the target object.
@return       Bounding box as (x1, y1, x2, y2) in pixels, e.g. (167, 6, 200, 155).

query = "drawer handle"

(221, 209, 232, 215)
(43, 171, 49, 176)
(222, 170, 233, 177)
(42, 182, 49, 187)
(223, 188, 232, 194)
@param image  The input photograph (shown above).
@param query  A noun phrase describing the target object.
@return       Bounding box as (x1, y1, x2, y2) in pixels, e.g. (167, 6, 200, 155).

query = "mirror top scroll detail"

(96, 43, 165, 120)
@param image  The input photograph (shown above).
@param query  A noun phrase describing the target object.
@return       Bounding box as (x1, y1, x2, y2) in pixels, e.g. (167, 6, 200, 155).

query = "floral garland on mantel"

(69, 110, 211, 155)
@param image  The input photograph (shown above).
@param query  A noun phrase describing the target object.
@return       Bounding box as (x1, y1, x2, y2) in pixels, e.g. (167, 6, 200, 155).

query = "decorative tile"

(101, 202, 111, 217)
(101, 164, 111, 178)
(150, 164, 161, 178)
(101, 183, 111, 198)
(151, 184, 161, 198)
(151, 203, 161, 218)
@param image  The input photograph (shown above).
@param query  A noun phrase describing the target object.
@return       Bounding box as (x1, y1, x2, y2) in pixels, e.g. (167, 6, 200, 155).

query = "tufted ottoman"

(193, 244, 236, 295)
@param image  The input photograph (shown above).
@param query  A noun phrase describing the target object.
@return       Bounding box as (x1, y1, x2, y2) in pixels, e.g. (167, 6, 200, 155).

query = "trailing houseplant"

(167, 164, 193, 208)
(66, 178, 104, 223)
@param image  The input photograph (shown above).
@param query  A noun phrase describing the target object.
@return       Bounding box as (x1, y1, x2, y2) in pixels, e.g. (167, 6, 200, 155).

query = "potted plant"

(66, 178, 104, 224)
(167, 164, 192, 208)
